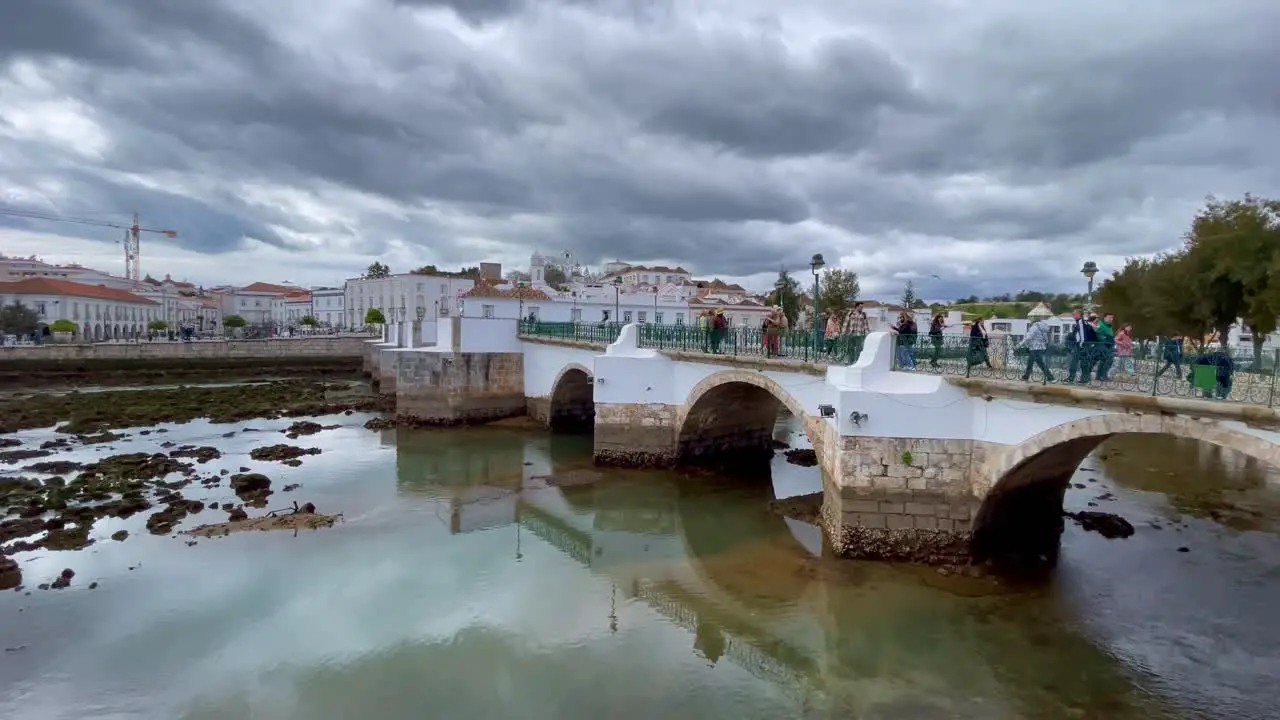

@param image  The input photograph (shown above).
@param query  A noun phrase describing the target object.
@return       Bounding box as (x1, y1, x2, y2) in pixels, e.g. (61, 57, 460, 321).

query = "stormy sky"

(1, 0, 1277, 299)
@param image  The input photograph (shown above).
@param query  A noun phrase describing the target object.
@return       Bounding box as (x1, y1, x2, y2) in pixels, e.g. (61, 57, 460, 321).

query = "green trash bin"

(1192, 364, 1217, 394)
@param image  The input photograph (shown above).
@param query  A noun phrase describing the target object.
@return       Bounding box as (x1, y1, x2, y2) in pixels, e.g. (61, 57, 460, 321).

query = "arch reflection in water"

(383, 426, 1200, 718)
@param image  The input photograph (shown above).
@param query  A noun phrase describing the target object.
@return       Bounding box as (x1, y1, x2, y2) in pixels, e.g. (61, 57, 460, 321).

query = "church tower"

(530, 252, 546, 286)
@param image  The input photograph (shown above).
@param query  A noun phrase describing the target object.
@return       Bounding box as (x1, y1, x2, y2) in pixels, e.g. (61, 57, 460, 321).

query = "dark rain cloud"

(1, 0, 1278, 293)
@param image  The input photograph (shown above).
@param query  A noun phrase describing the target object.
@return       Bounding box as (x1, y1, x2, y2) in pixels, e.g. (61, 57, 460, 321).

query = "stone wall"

(594, 402, 678, 467)
(822, 436, 982, 564)
(378, 348, 401, 396)
(396, 351, 526, 425)
(526, 397, 551, 427)
(0, 337, 367, 386)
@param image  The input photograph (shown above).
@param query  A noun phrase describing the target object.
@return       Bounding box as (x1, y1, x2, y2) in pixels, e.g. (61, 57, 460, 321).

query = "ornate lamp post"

(1081, 261, 1099, 313)
(773, 273, 787, 317)
(651, 285, 658, 323)
(810, 253, 825, 354)
(612, 276, 622, 324)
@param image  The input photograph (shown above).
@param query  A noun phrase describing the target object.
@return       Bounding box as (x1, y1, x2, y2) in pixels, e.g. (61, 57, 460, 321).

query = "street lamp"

(1081, 261, 1099, 313)
(651, 285, 658, 324)
(773, 273, 787, 317)
(612, 276, 622, 324)
(809, 253, 825, 353)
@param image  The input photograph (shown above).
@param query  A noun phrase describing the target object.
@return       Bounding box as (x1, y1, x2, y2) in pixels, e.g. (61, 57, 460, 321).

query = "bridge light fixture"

(1081, 260, 1099, 312)
(817, 403, 836, 418)
(415, 305, 426, 321)
(849, 411, 868, 427)
(810, 254, 825, 356)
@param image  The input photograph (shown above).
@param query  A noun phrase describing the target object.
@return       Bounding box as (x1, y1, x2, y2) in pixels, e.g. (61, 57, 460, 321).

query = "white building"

(311, 287, 345, 328)
(216, 282, 299, 326)
(344, 272, 476, 328)
(269, 290, 313, 329)
(0, 277, 161, 341)
(0, 255, 138, 291)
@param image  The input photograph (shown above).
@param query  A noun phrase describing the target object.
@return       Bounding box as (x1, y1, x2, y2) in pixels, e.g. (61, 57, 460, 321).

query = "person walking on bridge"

(1018, 316, 1054, 382)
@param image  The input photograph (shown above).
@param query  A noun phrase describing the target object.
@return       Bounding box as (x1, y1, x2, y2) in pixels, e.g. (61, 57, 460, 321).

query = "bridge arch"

(548, 363, 595, 432)
(676, 371, 810, 466)
(972, 412, 1280, 565)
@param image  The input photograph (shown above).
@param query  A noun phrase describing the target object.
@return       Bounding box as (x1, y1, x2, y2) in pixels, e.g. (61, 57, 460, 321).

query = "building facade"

(344, 273, 476, 328)
(311, 287, 345, 328)
(216, 282, 299, 327)
(0, 278, 161, 341)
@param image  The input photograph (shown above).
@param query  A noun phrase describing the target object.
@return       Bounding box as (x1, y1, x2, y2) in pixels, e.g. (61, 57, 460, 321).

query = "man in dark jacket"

(1065, 310, 1097, 383)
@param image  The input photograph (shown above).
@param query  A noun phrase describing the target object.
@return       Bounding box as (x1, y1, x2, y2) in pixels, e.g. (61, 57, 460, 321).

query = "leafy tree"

(1186, 194, 1280, 358)
(765, 271, 801, 327)
(365, 308, 387, 324)
(148, 320, 168, 332)
(223, 314, 247, 329)
(300, 316, 319, 327)
(0, 302, 39, 336)
(49, 319, 77, 333)
(819, 268, 860, 318)
(900, 281, 918, 309)
(505, 270, 531, 284)
(365, 261, 391, 279)
(544, 264, 569, 290)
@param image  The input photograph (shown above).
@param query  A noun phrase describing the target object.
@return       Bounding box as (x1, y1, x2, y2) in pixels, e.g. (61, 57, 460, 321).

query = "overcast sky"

(2, 0, 1277, 299)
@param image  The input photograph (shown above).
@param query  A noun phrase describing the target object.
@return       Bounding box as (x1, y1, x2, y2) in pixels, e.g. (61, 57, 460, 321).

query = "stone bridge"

(365, 320, 1280, 565)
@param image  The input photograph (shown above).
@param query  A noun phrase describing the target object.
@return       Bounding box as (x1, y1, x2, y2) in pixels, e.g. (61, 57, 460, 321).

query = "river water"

(1, 406, 1278, 719)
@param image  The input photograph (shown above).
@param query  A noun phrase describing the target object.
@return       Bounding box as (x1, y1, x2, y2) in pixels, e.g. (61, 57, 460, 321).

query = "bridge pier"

(593, 402, 679, 467)
(820, 436, 980, 564)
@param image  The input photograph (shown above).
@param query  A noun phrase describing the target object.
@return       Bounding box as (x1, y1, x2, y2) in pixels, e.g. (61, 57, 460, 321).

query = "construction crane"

(0, 207, 178, 281)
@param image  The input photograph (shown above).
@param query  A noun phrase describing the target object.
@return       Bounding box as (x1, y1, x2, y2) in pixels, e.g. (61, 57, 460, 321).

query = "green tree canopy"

(148, 319, 169, 331)
(1096, 194, 1280, 358)
(0, 302, 40, 336)
(223, 314, 247, 329)
(365, 261, 391, 279)
(819, 268, 860, 318)
(300, 315, 319, 327)
(365, 308, 387, 324)
(900, 281, 918, 309)
(49, 319, 78, 333)
(765, 271, 801, 327)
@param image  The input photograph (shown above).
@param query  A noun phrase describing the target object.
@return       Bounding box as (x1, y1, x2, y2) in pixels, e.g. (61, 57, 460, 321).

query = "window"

(571, 308, 582, 322)
(240, 298, 247, 307)
(34, 302, 47, 316)
(72, 302, 80, 319)
(482, 305, 495, 319)
(623, 311, 633, 322)
(676, 313, 685, 325)
(655, 312, 664, 324)
(638, 311, 647, 323)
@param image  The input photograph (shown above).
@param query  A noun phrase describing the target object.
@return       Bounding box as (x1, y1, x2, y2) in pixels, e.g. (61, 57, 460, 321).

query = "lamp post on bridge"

(612, 276, 622, 325)
(810, 253, 825, 355)
(1081, 261, 1099, 314)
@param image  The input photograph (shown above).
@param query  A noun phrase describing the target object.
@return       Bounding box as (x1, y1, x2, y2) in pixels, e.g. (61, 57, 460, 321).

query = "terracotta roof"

(0, 278, 159, 305)
(240, 282, 296, 294)
(460, 280, 552, 301)
(283, 292, 312, 302)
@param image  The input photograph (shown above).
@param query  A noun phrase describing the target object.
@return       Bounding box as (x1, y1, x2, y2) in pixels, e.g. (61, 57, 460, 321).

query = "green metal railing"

(893, 334, 1280, 406)
(637, 324, 865, 364)
(518, 321, 622, 345)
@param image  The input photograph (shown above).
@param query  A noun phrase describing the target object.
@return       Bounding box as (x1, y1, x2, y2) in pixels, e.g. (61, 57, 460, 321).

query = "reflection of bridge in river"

(516, 498, 825, 702)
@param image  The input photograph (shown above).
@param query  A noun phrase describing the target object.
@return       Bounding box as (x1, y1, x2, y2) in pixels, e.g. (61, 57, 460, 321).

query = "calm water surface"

(1, 409, 1278, 719)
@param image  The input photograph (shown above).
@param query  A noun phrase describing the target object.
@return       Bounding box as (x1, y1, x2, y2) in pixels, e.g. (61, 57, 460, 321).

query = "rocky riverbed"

(0, 379, 388, 435)
(0, 382, 378, 593)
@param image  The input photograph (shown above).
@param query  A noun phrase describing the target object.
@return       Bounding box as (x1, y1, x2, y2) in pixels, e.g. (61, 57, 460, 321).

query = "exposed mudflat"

(0, 379, 388, 435)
